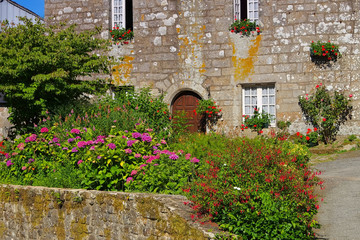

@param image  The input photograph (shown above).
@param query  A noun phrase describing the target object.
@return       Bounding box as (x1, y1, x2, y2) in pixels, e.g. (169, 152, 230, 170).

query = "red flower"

(323, 118, 326, 122)
(296, 132, 300, 136)
(254, 125, 257, 128)
(349, 94, 353, 98)
(316, 85, 319, 88)
(306, 136, 310, 141)
(314, 127, 318, 131)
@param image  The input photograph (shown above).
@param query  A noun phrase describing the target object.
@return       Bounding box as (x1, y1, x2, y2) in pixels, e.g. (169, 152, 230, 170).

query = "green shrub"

(110, 27, 134, 44)
(277, 120, 291, 130)
(348, 134, 357, 142)
(183, 137, 320, 239)
(41, 88, 172, 139)
(243, 108, 272, 134)
(295, 128, 319, 148)
(0, 17, 111, 135)
(299, 84, 353, 144)
(195, 99, 222, 131)
(229, 19, 261, 36)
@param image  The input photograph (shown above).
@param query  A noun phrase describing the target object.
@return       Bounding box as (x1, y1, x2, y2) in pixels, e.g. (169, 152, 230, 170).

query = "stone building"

(43, 0, 360, 135)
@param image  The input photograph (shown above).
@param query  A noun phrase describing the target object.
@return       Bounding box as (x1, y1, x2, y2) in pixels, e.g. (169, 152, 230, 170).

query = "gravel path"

(313, 150, 360, 240)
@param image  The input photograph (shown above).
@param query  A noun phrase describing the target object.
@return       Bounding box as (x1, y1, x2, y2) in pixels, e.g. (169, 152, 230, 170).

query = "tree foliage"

(0, 17, 112, 135)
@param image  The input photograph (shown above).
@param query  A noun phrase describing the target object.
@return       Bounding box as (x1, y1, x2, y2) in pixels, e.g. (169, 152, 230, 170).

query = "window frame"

(242, 85, 276, 127)
(234, 0, 259, 22)
(111, 0, 133, 30)
(112, 0, 126, 28)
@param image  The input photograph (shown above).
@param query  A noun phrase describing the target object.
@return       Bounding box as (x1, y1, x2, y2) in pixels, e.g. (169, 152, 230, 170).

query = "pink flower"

(40, 127, 49, 133)
(124, 148, 132, 154)
(130, 170, 137, 176)
(126, 177, 133, 183)
(169, 154, 179, 160)
(77, 160, 83, 165)
(25, 134, 37, 143)
(6, 160, 13, 167)
(21, 166, 27, 171)
(191, 158, 200, 163)
(108, 143, 116, 149)
(185, 153, 191, 160)
(17, 143, 25, 150)
(70, 128, 80, 134)
(134, 153, 141, 158)
(349, 94, 353, 98)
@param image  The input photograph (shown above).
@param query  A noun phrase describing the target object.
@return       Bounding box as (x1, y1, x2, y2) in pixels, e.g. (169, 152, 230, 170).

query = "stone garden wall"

(0, 184, 220, 240)
(44, 0, 360, 135)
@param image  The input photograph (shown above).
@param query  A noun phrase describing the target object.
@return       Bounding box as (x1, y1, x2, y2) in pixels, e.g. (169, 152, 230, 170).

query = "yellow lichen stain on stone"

(21, 190, 51, 228)
(155, 214, 208, 240)
(104, 228, 111, 240)
(70, 216, 88, 240)
(199, 62, 206, 73)
(137, 197, 161, 220)
(141, 14, 145, 21)
(0, 221, 5, 237)
(176, 27, 180, 33)
(113, 196, 125, 213)
(112, 55, 134, 86)
(54, 210, 66, 240)
(232, 35, 262, 81)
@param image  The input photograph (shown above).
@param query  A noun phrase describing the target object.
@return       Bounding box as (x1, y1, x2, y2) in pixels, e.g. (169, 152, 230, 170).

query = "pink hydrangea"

(70, 128, 80, 134)
(25, 134, 37, 143)
(191, 158, 200, 163)
(40, 127, 49, 133)
(107, 143, 116, 150)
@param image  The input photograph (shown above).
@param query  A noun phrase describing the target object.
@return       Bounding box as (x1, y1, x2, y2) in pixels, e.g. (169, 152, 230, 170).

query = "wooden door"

(172, 92, 205, 133)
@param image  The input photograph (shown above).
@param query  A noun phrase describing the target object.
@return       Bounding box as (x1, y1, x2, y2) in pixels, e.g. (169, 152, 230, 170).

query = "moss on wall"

(0, 185, 217, 239)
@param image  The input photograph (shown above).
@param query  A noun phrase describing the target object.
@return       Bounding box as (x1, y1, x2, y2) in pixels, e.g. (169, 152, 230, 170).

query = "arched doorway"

(171, 91, 206, 133)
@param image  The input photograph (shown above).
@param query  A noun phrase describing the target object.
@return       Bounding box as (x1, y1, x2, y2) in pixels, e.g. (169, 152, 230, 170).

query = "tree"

(0, 17, 112, 135)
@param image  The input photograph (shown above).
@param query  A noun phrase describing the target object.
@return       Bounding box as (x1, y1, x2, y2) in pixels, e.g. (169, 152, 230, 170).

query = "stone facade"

(44, 0, 360, 135)
(0, 184, 221, 240)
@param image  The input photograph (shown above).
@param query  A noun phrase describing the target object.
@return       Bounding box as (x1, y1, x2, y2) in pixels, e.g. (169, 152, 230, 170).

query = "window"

(112, 0, 133, 30)
(242, 85, 276, 125)
(234, 0, 259, 22)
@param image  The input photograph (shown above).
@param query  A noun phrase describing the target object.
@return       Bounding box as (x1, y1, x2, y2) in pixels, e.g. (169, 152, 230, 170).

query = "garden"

(0, 18, 356, 240)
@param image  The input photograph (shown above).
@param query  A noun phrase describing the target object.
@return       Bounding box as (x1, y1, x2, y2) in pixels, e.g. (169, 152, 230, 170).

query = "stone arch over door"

(171, 91, 206, 133)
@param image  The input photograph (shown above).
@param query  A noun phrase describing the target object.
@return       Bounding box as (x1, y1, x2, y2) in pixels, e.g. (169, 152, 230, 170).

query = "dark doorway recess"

(171, 91, 206, 133)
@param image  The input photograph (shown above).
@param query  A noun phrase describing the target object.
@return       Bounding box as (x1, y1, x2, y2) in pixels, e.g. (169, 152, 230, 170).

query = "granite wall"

(0, 184, 221, 240)
(43, 0, 360, 135)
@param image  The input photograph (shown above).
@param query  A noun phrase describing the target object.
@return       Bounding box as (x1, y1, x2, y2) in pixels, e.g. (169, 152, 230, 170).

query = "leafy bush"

(41, 88, 172, 139)
(299, 84, 353, 144)
(277, 120, 291, 130)
(0, 17, 111, 135)
(0, 123, 180, 191)
(195, 99, 222, 131)
(243, 108, 272, 134)
(295, 128, 319, 148)
(347, 134, 357, 142)
(229, 19, 261, 36)
(110, 27, 134, 44)
(182, 136, 321, 239)
(310, 40, 341, 61)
